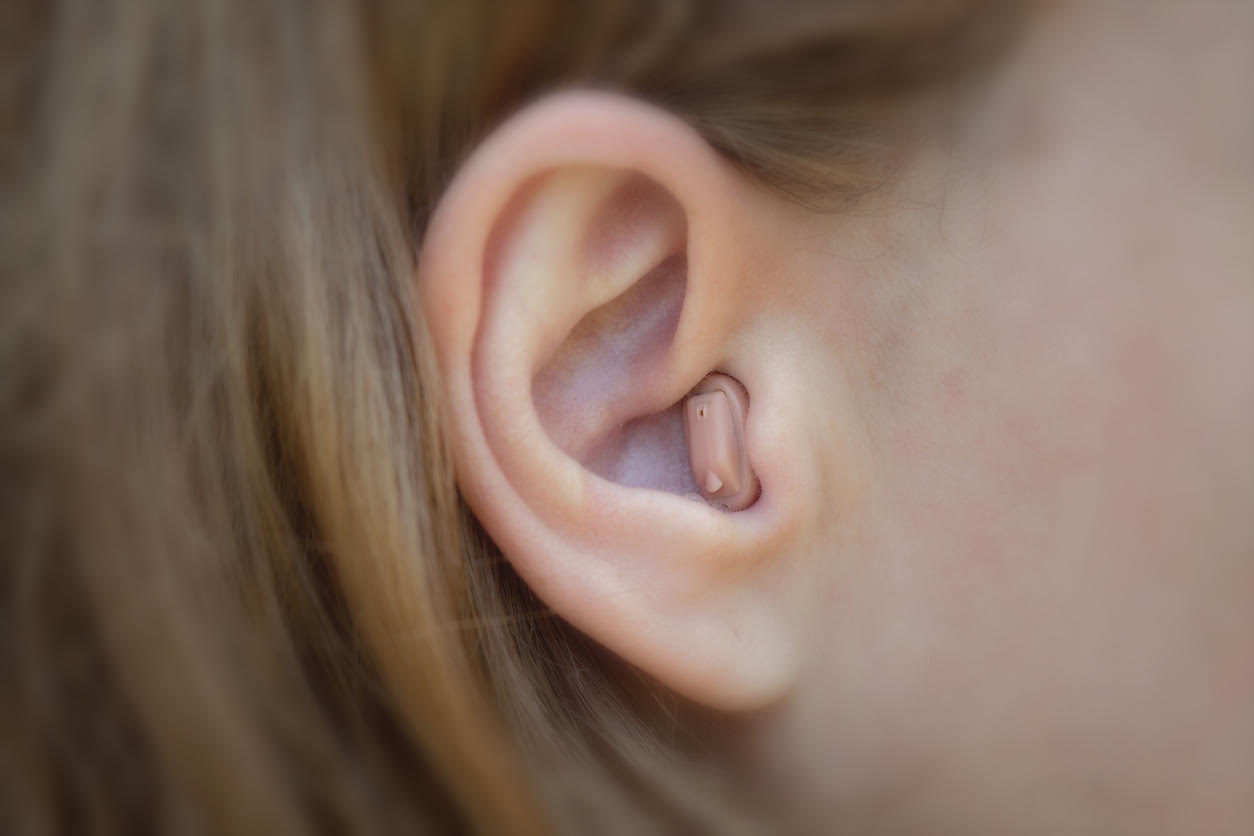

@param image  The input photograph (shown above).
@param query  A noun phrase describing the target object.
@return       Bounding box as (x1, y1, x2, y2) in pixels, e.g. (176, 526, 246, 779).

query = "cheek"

(793, 0, 1254, 815)
(831, 108, 1254, 793)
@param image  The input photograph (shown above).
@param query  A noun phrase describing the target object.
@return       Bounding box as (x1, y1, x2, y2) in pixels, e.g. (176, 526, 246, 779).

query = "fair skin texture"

(420, 0, 1253, 832)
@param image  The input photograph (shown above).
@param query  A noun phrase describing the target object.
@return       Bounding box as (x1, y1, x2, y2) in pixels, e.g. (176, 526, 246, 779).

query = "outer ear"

(418, 92, 804, 710)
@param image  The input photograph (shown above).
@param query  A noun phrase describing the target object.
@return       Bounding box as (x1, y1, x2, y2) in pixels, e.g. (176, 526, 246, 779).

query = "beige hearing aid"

(684, 373, 759, 512)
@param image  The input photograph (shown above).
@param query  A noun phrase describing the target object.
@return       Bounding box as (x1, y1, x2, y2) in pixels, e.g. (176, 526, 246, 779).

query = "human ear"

(418, 92, 808, 710)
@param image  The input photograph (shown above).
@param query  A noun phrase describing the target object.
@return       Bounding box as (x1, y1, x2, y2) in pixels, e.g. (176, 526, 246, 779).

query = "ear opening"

(531, 174, 699, 496)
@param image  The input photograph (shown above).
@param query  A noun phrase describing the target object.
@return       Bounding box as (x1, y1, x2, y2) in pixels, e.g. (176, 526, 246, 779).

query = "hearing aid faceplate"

(684, 373, 757, 511)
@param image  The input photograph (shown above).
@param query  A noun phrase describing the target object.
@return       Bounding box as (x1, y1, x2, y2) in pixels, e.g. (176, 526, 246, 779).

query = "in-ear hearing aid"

(684, 373, 758, 512)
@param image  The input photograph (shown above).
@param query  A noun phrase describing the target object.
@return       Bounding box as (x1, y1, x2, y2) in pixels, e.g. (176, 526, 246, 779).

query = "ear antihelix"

(684, 373, 759, 512)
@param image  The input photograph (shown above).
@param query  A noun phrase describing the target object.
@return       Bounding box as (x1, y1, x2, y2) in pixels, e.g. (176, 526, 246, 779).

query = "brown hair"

(0, 1, 1015, 832)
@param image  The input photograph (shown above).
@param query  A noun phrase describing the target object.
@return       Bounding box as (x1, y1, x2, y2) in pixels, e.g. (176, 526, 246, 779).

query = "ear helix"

(684, 373, 759, 511)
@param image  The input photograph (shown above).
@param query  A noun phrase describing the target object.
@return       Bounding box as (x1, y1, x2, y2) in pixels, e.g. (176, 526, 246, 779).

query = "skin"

(751, 1, 1254, 831)
(420, 0, 1252, 831)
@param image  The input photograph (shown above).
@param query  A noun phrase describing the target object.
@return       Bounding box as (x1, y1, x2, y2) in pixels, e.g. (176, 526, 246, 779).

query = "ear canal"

(684, 373, 759, 512)
(526, 172, 760, 509)
(533, 173, 695, 494)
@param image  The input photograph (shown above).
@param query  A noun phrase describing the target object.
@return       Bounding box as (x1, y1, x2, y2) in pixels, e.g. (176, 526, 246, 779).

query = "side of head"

(2, 0, 1251, 834)
(3, 2, 1004, 831)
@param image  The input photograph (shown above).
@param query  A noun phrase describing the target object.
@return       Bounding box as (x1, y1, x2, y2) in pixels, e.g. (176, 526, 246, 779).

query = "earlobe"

(418, 92, 805, 710)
